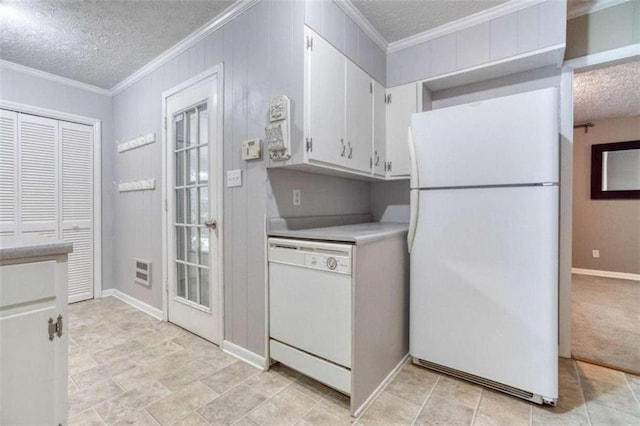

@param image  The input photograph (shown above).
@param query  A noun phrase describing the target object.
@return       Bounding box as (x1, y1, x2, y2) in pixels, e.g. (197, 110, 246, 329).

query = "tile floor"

(68, 297, 640, 425)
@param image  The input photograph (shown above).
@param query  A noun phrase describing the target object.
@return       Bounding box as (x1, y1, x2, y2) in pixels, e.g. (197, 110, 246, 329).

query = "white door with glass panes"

(166, 76, 220, 344)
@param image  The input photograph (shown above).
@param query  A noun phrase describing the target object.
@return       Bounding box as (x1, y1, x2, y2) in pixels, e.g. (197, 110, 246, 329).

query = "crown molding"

(109, 0, 258, 96)
(0, 59, 111, 96)
(387, 0, 545, 54)
(334, 0, 389, 53)
(567, 0, 629, 19)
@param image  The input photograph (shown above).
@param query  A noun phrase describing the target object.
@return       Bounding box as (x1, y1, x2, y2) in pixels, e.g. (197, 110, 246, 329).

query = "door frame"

(0, 99, 103, 301)
(161, 65, 225, 344)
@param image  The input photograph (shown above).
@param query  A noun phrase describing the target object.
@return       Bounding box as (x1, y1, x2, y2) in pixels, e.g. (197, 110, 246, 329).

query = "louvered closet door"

(60, 121, 94, 303)
(18, 114, 59, 239)
(0, 110, 17, 237)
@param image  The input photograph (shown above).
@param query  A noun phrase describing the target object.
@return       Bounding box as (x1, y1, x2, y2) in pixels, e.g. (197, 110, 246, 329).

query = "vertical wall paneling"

(538, 1, 567, 49)
(456, 22, 491, 70)
(0, 110, 17, 237)
(430, 34, 457, 77)
(344, 16, 359, 62)
(357, 28, 373, 76)
(517, 5, 540, 54)
(490, 13, 518, 61)
(323, 0, 345, 52)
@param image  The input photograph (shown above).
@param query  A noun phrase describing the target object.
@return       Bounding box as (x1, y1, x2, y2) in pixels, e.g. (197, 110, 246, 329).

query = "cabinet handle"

(56, 315, 63, 338)
(348, 141, 352, 159)
(375, 151, 380, 166)
(340, 139, 345, 157)
(48, 317, 55, 341)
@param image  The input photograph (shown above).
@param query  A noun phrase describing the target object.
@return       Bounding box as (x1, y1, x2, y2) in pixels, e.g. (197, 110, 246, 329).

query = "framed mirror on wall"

(591, 140, 640, 199)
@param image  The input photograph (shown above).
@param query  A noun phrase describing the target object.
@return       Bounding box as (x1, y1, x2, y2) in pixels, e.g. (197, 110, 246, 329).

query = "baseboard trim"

(352, 353, 411, 418)
(572, 268, 640, 281)
(101, 288, 163, 320)
(222, 340, 267, 371)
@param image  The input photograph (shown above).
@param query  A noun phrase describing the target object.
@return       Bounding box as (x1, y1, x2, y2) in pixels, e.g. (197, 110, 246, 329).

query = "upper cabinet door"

(373, 80, 386, 177)
(345, 61, 373, 174)
(386, 83, 417, 178)
(305, 27, 346, 167)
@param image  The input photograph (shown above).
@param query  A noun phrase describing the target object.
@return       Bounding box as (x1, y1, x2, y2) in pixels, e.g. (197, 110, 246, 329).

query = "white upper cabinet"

(373, 80, 386, 177)
(305, 26, 346, 168)
(385, 83, 417, 178)
(345, 60, 373, 174)
(0, 110, 17, 237)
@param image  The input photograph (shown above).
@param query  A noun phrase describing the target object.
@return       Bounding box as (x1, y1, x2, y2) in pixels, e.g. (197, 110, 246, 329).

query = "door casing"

(161, 65, 224, 344)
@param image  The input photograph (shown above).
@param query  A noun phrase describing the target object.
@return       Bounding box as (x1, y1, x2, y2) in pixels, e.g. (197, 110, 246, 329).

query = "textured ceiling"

(574, 61, 640, 122)
(0, 0, 235, 89)
(351, 0, 509, 43)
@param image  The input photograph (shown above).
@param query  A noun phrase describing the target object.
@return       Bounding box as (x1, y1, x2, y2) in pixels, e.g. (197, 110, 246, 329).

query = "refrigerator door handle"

(407, 128, 420, 253)
(408, 128, 419, 189)
(408, 189, 419, 253)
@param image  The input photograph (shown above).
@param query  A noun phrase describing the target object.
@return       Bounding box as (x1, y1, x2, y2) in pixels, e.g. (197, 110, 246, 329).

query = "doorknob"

(204, 219, 217, 229)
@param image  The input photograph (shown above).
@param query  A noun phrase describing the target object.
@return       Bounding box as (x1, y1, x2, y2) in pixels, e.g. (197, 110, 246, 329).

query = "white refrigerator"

(407, 88, 559, 405)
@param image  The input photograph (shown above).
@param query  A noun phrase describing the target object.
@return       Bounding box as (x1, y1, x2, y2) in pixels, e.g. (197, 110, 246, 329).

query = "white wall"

(0, 65, 115, 291)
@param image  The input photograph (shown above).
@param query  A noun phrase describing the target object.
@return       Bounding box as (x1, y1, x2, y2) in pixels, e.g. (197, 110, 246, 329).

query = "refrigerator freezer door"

(410, 88, 559, 188)
(410, 186, 558, 398)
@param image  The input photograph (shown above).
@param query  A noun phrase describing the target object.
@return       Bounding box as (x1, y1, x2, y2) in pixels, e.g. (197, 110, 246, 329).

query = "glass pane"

(199, 146, 208, 183)
(176, 226, 185, 261)
(199, 187, 209, 224)
(175, 189, 185, 224)
(187, 227, 198, 264)
(186, 188, 198, 224)
(199, 268, 209, 307)
(199, 105, 208, 145)
(187, 109, 197, 147)
(187, 264, 198, 303)
(175, 151, 185, 187)
(176, 262, 186, 298)
(199, 229, 209, 267)
(175, 114, 184, 150)
(187, 148, 197, 185)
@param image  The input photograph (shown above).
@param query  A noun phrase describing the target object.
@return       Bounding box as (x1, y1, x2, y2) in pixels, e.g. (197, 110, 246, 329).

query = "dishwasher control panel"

(268, 238, 352, 275)
(304, 253, 350, 273)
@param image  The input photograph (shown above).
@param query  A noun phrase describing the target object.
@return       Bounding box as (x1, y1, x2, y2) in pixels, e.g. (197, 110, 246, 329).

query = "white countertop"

(0, 236, 73, 261)
(268, 222, 408, 245)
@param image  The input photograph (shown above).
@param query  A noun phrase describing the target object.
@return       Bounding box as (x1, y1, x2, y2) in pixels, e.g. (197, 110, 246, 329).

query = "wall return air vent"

(134, 259, 152, 287)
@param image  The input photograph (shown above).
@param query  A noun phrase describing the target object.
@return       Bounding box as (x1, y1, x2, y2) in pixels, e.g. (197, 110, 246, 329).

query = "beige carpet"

(572, 274, 640, 375)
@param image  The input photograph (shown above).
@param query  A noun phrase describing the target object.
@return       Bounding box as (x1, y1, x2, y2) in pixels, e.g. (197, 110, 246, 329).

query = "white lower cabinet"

(0, 239, 71, 426)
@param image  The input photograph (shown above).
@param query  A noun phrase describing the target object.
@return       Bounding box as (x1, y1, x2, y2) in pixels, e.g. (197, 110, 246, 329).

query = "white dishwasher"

(268, 237, 353, 393)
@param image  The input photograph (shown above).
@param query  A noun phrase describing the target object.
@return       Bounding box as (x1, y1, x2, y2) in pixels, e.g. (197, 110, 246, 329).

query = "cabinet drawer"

(0, 261, 56, 308)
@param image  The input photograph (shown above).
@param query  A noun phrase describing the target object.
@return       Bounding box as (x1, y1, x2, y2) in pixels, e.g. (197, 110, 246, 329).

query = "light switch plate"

(227, 169, 242, 187)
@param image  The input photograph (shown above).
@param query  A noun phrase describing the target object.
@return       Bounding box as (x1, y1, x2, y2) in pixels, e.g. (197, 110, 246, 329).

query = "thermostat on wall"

(242, 138, 261, 160)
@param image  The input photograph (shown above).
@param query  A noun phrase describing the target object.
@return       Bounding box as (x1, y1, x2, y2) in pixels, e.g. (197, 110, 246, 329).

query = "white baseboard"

(222, 340, 267, 371)
(572, 268, 640, 281)
(101, 288, 163, 320)
(352, 353, 411, 418)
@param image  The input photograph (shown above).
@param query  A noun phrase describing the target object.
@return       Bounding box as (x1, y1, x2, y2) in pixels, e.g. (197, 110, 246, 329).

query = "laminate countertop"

(268, 222, 408, 245)
(0, 237, 73, 261)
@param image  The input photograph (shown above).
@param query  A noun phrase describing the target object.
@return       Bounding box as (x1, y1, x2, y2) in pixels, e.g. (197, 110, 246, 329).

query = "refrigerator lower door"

(410, 186, 558, 400)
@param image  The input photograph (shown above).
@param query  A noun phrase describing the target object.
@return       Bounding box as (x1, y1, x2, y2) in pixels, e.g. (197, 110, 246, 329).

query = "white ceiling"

(351, 0, 509, 43)
(0, 0, 234, 89)
(574, 61, 640, 123)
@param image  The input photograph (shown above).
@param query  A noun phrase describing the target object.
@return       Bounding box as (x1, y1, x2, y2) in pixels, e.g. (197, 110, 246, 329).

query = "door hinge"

(306, 138, 313, 152)
(370, 157, 373, 168)
(387, 94, 392, 104)
(370, 82, 373, 94)
(307, 36, 313, 51)
(48, 315, 63, 341)
(388, 161, 392, 172)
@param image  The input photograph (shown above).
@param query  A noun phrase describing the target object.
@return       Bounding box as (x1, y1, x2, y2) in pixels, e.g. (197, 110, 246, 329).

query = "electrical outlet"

(227, 169, 242, 187)
(293, 189, 301, 206)
(592, 249, 600, 258)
